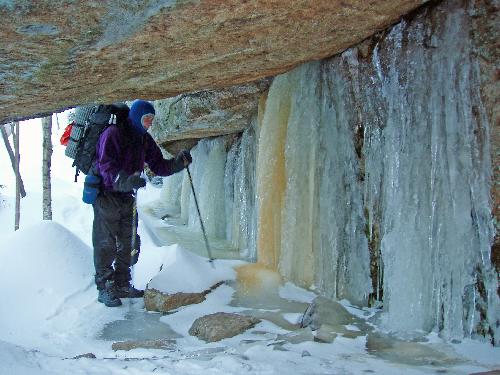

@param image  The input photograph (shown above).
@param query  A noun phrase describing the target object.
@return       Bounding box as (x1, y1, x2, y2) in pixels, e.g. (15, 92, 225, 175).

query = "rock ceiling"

(0, 0, 427, 124)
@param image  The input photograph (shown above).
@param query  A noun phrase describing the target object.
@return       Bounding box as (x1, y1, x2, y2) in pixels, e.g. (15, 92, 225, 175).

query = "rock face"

(189, 312, 261, 342)
(469, 0, 500, 277)
(151, 79, 269, 149)
(0, 0, 427, 124)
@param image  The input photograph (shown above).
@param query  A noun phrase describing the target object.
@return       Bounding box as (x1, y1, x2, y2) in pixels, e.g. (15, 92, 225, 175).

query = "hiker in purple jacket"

(93, 99, 192, 307)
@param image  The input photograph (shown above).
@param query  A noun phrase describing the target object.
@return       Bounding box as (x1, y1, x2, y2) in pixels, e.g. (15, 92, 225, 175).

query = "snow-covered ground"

(0, 116, 498, 374)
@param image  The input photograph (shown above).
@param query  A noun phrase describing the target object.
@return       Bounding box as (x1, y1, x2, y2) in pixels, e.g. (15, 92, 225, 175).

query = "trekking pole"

(185, 165, 215, 268)
(130, 190, 139, 278)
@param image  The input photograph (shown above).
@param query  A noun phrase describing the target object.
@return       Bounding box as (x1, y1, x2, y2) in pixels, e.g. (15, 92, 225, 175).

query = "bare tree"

(55, 113, 60, 130)
(42, 116, 53, 220)
(1, 124, 26, 198)
(13, 122, 20, 230)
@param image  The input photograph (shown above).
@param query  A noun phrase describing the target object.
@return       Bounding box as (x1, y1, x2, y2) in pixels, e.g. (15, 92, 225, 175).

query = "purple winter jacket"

(94, 122, 177, 191)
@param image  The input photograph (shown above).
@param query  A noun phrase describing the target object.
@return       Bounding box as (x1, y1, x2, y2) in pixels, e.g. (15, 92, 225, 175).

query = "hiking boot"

(98, 288, 122, 307)
(113, 283, 144, 298)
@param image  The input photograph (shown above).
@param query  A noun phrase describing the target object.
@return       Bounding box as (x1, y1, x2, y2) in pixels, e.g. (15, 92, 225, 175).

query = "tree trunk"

(42, 116, 53, 220)
(1, 124, 26, 198)
(55, 113, 60, 130)
(13, 122, 20, 230)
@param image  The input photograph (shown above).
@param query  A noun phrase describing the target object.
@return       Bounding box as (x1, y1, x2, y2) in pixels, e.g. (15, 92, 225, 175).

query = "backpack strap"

(74, 167, 80, 182)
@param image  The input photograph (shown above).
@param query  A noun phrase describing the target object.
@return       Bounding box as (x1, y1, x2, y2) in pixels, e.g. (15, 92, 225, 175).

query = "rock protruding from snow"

(144, 281, 224, 313)
(189, 312, 261, 342)
(72, 353, 96, 359)
(112, 339, 176, 352)
(144, 288, 205, 313)
(146, 245, 235, 294)
(300, 297, 357, 330)
(143, 244, 235, 312)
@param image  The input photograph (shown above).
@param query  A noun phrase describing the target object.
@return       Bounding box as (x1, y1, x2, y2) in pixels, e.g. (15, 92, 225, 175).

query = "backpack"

(65, 103, 129, 181)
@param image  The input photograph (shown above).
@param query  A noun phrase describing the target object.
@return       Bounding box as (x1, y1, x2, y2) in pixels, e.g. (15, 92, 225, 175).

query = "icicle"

(186, 138, 227, 238)
(159, 167, 183, 215)
(255, 74, 292, 269)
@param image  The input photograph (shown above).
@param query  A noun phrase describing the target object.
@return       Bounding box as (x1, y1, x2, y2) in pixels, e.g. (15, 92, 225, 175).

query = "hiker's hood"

(128, 100, 155, 135)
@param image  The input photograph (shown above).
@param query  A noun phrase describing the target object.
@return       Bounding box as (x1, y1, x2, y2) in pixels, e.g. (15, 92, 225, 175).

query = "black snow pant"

(92, 191, 140, 290)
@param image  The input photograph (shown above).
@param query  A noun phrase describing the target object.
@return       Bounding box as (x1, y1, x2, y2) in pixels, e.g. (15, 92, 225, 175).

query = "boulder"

(189, 312, 261, 342)
(300, 296, 357, 330)
(300, 296, 369, 341)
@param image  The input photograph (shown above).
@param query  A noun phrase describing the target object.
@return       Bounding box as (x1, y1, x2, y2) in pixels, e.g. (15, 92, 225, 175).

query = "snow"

(0, 116, 499, 374)
(147, 244, 237, 293)
(0, 221, 93, 348)
(282, 313, 303, 325)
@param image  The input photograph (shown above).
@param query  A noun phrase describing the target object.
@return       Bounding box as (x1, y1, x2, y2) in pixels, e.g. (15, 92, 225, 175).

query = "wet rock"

(299, 297, 371, 342)
(272, 344, 289, 352)
(276, 328, 315, 345)
(144, 288, 206, 313)
(366, 333, 464, 367)
(72, 353, 96, 359)
(111, 339, 175, 351)
(144, 281, 224, 313)
(470, 0, 500, 242)
(300, 296, 357, 330)
(189, 312, 261, 342)
(313, 326, 338, 343)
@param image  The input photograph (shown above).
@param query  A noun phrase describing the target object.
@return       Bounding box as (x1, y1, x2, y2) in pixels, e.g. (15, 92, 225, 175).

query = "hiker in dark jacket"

(93, 99, 192, 307)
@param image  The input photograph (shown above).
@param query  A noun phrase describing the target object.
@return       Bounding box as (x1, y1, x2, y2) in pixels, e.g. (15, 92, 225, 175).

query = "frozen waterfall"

(157, 0, 498, 344)
(252, 0, 498, 343)
(165, 129, 258, 260)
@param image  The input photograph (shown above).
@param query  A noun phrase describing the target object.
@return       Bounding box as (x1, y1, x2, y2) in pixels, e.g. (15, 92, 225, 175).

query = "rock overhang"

(0, 0, 428, 125)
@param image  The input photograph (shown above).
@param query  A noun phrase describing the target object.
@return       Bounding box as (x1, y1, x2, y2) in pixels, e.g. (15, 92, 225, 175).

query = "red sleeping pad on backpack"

(60, 122, 74, 146)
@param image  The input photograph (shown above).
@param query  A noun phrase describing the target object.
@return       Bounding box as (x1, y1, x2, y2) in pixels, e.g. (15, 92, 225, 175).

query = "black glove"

(127, 174, 146, 190)
(113, 171, 146, 192)
(172, 149, 192, 173)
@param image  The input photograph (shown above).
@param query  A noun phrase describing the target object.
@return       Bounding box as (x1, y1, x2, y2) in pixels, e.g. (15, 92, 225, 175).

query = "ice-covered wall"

(253, 0, 498, 343)
(225, 126, 258, 261)
(175, 130, 258, 260)
(157, 0, 498, 344)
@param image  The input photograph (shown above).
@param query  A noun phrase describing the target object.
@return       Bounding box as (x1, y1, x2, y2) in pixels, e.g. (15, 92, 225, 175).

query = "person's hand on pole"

(172, 149, 192, 173)
(178, 149, 192, 167)
(113, 171, 146, 192)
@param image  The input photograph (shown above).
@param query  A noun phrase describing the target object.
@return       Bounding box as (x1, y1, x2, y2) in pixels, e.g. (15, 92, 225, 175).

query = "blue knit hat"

(129, 100, 155, 135)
